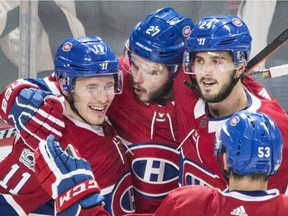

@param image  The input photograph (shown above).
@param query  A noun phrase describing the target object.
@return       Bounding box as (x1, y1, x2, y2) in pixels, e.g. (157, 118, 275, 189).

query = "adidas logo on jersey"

(230, 205, 247, 216)
(258, 88, 271, 100)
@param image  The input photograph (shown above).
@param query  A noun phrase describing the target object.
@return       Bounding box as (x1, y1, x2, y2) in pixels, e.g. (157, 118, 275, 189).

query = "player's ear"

(235, 61, 247, 78)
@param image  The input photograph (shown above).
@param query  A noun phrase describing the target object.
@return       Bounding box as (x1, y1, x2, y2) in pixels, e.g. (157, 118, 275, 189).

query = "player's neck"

(229, 176, 268, 191)
(208, 83, 248, 118)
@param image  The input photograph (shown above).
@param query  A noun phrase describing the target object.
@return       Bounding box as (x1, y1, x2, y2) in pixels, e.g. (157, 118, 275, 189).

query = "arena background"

(0, 0, 287, 160)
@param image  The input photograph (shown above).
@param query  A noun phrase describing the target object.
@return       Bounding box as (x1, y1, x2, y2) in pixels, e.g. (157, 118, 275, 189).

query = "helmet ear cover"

(214, 111, 283, 176)
(54, 36, 122, 94)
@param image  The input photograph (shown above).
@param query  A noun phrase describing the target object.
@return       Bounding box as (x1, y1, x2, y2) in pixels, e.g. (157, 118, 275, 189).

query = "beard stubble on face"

(197, 73, 235, 103)
(132, 80, 174, 105)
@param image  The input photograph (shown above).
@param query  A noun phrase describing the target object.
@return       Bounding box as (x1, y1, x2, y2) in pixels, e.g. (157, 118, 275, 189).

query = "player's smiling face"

(70, 75, 115, 125)
(194, 51, 237, 102)
(129, 54, 170, 103)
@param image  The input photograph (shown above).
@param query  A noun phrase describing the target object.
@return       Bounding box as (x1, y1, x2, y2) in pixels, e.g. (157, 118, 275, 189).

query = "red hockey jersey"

(0, 116, 134, 215)
(153, 185, 288, 216)
(174, 71, 288, 194)
(107, 56, 180, 213)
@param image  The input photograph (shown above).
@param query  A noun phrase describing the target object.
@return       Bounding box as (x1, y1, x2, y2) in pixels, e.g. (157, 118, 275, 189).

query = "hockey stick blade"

(0, 125, 17, 147)
(250, 64, 288, 78)
(247, 27, 288, 74)
(0, 126, 17, 139)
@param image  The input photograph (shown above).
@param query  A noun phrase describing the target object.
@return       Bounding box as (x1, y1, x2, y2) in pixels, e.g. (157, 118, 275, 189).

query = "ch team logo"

(128, 143, 179, 198)
(104, 172, 135, 216)
(62, 42, 73, 51)
(180, 157, 228, 191)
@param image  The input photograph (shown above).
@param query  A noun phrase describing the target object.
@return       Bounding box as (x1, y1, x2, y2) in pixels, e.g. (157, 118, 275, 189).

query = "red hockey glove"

(7, 88, 65, 149)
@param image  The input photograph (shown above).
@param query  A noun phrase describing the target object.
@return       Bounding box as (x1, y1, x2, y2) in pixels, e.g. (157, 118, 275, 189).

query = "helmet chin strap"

(216, 154, 230, 183)
(63, 92, 91, 125)
(60, 78, 91, 125)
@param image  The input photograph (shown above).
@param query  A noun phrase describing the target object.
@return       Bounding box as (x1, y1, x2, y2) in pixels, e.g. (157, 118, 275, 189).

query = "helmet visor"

(183, 51, 239, 75)
(127, 53, 171, 81)
(70, 70, 123, 96)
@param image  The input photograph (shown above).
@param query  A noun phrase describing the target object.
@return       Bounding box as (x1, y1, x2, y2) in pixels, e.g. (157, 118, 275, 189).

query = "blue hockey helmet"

(54, 36, 122, 93)
(128, 7, 194, 77)
(214, 111, 283, 176)
(185, 16, 252, 65)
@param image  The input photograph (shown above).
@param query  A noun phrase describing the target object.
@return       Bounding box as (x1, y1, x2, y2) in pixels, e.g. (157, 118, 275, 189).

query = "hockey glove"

(8, 88, 65, 149)
(34, 135, 104, 215)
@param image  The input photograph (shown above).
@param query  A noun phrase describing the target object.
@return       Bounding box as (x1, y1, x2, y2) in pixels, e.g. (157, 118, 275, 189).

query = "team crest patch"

(230, 116, 240, 126)
(19, 149, 35, 171)
(62, 42, 73, 52)
(232, 17, 243, 26)
(104, 172, 135, 215)
(182, 25, 192, 37)
(127, 143, 179, 197)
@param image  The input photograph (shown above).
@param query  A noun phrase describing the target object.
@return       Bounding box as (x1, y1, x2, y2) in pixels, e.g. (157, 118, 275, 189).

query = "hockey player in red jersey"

(107, 8, 194, 213)
(0, 8, 194, 214)
(33, 110, 288, 216)
(153, 111, 288, 216)
(0, 36, 134, 215)
(175, 16, 288, 194)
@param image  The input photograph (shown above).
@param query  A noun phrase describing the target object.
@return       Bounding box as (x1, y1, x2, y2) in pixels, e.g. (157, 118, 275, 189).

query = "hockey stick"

(0, 125, 17, 147)
(0, 124, 16, 139)
(246, 27, 288, 74)
(249, 64, 288, 78)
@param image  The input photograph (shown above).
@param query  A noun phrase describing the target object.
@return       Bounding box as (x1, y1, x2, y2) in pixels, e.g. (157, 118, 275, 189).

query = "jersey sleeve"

(0, 194, 27, 216)
(0, 79, 39, 125)
(0, 140, 52, 214)
(244, 75, 288, 194)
